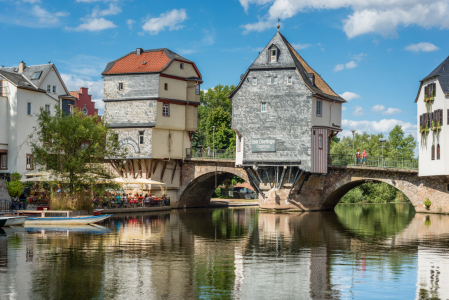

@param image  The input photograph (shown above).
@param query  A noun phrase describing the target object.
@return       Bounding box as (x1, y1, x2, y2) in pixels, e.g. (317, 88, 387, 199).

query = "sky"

(1, 0, 449, 143)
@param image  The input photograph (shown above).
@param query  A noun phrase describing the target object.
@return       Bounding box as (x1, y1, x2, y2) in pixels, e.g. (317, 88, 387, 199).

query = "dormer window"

(142, 61, 147, 65)
(271, 49, 277, 62)
(32, 71, 42, 79)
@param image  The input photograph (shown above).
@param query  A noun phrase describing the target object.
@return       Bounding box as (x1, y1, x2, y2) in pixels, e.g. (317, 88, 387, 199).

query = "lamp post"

(351, 130, 357, 165)
(212, 126, 216, 159)
(379, 138, 387, 168)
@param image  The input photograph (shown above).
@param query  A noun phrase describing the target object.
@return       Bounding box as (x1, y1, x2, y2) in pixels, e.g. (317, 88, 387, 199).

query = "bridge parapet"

(330, 154, 418, 170)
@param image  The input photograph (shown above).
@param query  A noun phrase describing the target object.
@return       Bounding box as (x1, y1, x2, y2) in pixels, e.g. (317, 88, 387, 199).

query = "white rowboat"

(0, 216, 28, 227)
(24, 214, 112, 226)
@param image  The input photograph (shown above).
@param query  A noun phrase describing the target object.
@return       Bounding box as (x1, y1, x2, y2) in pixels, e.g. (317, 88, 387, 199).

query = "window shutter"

(425, 85, 428, 97)
(432, 145, 435, 160)
(437, 144, 441, 160)
(434, 83, 436, 96)
(428, 113, 431, 127)
(420, 115, 423, 127)
(440, 109, 443, 125)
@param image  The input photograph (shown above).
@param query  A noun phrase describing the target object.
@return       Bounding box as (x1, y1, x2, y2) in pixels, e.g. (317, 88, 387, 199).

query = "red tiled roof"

(106, 50, 171, 74)
(69, 91, 78, 98)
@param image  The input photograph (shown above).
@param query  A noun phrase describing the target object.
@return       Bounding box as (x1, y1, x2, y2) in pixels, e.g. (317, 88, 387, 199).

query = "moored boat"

(24, 214, 112, 226)
(0, 216, 28, 227)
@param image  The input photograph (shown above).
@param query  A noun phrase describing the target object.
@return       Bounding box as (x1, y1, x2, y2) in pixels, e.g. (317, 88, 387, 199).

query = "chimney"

(136, 48, 143, 55)
(19, 61, 26, 73)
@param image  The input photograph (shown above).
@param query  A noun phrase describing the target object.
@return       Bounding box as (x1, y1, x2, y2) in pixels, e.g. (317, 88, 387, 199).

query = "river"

(0, 204, 448, 299)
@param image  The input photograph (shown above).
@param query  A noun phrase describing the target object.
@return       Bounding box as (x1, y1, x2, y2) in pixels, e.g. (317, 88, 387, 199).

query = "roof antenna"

(277, 17, 281, 31)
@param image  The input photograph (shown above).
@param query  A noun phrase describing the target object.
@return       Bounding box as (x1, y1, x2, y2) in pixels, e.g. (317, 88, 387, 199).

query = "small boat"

(24, 214, 112, 226)
(0, 216, 28, 227)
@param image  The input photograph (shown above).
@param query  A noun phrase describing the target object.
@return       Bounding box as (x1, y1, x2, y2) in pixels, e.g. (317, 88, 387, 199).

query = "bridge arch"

(177, 162, 250, 208)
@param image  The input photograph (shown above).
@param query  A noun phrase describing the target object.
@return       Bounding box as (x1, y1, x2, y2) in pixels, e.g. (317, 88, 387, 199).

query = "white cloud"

(142, 9, 187, 35)
(345, 61, 357, 69)
(334, 64, 345, 72)
(341, 119, 417, 138)
(202, 29, 215, 46)
(239, 0, 449, 38)
(291, 43, 311, 50)
(56, 54, 108, 77)
(61, 74, 104, 114)
(241, 20, 275, 35)
(405, 42, 439, 53)
(127, 19, 135, 29)
(371, 104, 385, 112)
(382, 108, 402, 115)
(22, 0, 41, 3)
(91, 3, 121, 18)
(339, 91, 361, 101)
(342, 106, 347, 111)
(68, 17, 117, 32)
(352, 105, 365, 116)
(30, 5, 69, 26)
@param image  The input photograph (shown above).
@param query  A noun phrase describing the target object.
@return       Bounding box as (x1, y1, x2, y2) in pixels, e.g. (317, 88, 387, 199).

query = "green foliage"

(6, 180, 25, 198)
(231, 175, 245, 186)
(10, 172, 21, 181)
(331, 125, 416, 158)
(340, 182, 410, 204)
(28, 107, 126, 209)
(424, 198, 431, 208)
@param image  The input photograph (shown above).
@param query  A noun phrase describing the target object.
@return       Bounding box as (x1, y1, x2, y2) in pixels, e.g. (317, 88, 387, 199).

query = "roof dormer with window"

(268, 45, 279, 63)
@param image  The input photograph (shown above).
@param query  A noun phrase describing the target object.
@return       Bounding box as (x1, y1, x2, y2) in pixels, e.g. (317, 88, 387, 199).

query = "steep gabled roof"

(102, 48, 201, 78)
(414, 55, 449, 102)
(229, 32, 345, 102)
(0, 69, 46, 92)
(0, 64, 52, 88)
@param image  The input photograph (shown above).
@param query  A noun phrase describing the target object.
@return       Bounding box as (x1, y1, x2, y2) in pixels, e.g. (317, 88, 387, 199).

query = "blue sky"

(1, 0, 449, 141)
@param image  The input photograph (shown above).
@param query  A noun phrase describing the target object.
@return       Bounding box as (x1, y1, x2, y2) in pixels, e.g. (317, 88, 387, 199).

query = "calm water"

(1, 204, 449, 300)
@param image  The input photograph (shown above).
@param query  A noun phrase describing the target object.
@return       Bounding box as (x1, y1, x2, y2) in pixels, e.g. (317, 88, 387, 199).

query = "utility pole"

(212, 126, 216, 159)
(379, 138, 387, 168)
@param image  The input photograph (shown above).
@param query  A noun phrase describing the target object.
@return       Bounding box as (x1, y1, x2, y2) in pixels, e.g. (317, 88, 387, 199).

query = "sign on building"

(252, 138, 276, 152)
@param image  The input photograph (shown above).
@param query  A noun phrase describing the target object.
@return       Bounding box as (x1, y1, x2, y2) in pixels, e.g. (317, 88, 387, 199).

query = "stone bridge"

(177, 159, 449, 213)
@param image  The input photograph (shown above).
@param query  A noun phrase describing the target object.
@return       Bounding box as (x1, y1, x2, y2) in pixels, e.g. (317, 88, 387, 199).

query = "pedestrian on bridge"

(356, 149, 361, 165)
(363, 149, 367, 167)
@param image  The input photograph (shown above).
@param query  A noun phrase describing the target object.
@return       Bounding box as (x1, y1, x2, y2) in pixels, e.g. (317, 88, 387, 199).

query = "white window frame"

(287, 77, 292, 85)
(27, 102, 32, 116)
(0, 154, 7, 169)
(26, 154, 33, 170)
(139, 131, 144, 144)
(44, 104, 51, 113)
(261, 102, 267, 112)
(252, 78, 257, 85)
(274, 77, 278, 84)
(237, 135, 242, 152)
(316, 100, 322, 117)
(267, 77, 271, 84)
(52, 85, 57, 94)
(270, 49, 277, 62)
(47, 85, 51, 93)
(319, 134, 323, 149)
(162, 103, 170, 117)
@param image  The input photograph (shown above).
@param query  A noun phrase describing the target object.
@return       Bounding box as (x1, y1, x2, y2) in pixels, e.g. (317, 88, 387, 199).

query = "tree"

(387, 125, 416, 158)
(6, 172, 24, 198)
(29, 107, 126, 209)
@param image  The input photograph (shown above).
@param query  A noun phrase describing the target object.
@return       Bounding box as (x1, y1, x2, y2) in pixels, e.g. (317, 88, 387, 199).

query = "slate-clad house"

(102, 48, 202, 197)
(0, 62, 74, 179)
(230, 31, 345, 175)
(415, 56, 449, 177)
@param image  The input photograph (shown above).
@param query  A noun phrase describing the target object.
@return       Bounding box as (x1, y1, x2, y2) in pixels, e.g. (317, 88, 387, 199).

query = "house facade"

(69, 87, 99, 117)
(230, 31, 345, 174)
(416, 56, 449, 177)
(102, 48, 201, 199)
(0, 62, 73, 180)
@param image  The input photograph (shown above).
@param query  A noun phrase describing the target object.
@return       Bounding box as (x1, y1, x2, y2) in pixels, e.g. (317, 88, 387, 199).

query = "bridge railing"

(186, 148, 236, 160)
(329, 154, 418, 170)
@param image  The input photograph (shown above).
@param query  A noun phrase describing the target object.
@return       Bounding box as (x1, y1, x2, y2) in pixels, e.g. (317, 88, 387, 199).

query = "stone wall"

(103, 74, 159, 99)
(114, 128, 153, 158)
(103, 100, 157, 125)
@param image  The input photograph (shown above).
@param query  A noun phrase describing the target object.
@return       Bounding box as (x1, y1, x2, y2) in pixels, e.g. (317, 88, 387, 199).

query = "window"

(287, 77, 292, 85)
(0, 153, 7, 169)
(237, 135, 242, 152)
(316, 100, 322, 117)
(118, 83, 123, 91)
(252, 78, 257, 85)
(261, 102, 267, 112)
(47, 85, 51, 93)
(53, 86, 57, 94)
(437, 144, 441, 160)
(26, 154, 33, 170)
(180, 63, 184, 70)
(82, 106, 88, 115)
(45, 104, 50, 113)
(139, 131, 144, 144)
(162, 103, 170, 116)
(267, 77, 271, 84)
(196, 84, 200, 95)
(271, 49, 277, 62)
(27, 102, 32, 116)
(164, 83, 168, 90)
(273, 77, 278, 84)
(142, 61, 147, 65)
(32, 71, 42, 79)
(319, 134, 323, 149)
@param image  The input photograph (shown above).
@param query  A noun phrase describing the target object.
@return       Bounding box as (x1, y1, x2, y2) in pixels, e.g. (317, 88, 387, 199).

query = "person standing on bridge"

(363, 149, 367, 166)
(356, 149, 361, 165)
(207, 145, 211, 157)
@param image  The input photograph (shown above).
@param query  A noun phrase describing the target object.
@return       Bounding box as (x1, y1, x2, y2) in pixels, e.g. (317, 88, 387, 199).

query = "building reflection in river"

(1, 205, 449, 299)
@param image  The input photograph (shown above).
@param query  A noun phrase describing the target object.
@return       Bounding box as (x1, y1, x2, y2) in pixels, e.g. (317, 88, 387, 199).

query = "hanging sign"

(252, 138, 276, 152)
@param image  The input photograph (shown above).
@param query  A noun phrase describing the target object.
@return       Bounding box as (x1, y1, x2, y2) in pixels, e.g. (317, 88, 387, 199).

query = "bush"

(6, 172, 25, 198)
